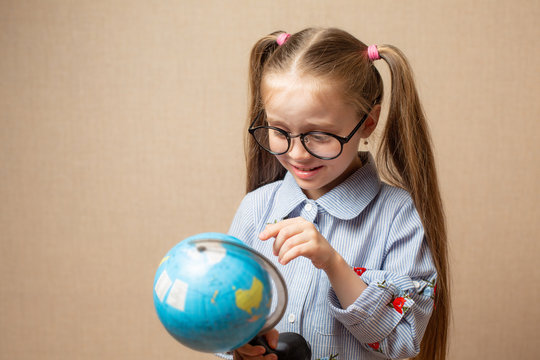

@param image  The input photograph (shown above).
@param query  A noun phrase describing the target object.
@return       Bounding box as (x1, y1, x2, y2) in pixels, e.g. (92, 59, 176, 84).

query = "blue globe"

(153, 233, 279, 353)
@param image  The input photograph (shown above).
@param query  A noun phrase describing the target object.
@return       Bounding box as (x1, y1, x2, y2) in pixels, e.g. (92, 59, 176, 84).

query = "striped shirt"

(223, 152, 436, 360)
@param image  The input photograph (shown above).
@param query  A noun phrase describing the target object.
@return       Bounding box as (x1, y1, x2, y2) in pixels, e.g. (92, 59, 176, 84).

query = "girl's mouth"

(291, 165, 323, 179)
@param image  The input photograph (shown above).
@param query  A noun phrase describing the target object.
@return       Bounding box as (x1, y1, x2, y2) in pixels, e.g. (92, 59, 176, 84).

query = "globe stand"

(192, 238, 312, 360)
(249, 332, 311, 360)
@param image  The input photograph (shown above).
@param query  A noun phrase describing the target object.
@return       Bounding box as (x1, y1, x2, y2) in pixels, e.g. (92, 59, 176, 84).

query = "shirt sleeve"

(328, 198, 436, 359)
(227, 192, 258, 247)
(214, 352, 233, 359)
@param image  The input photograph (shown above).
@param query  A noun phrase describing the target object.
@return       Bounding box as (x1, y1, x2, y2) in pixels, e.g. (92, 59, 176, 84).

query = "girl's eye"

(269, 129, 288, 139)
(307, 133, 332, 142)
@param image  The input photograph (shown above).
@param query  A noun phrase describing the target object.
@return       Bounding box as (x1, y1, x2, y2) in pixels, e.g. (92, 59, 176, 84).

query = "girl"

(226, 28, 449, 360)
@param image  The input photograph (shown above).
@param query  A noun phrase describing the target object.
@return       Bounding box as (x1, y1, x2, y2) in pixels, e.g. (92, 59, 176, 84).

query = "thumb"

(264, 328, 280, 349)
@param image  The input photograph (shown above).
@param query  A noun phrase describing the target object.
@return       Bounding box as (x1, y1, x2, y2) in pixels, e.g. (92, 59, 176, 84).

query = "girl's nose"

(287, 137, 312, 160)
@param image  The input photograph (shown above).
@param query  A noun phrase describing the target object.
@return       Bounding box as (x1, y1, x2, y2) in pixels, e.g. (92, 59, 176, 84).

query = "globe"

(153, 233, 287, 353)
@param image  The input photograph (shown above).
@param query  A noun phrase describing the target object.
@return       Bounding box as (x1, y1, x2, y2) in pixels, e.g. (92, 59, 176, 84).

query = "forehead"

(262, 72, 335, 104)
(261, 73, 352, 123)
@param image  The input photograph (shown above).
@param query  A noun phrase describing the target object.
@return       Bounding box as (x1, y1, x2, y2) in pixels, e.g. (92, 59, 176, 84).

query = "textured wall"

(1, 1, 538, 359)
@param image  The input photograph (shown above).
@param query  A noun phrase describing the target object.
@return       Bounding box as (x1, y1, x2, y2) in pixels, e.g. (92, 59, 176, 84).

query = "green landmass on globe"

(235, 276, 264, 320)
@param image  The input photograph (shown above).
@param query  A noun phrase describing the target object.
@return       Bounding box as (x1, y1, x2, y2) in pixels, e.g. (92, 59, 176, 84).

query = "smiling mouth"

(289, 164, 324, 180)
(293, 165, 322, 171)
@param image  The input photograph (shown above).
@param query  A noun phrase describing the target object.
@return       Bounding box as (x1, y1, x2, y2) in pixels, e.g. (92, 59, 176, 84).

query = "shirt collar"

(269, 152, 381, 221)
(268, 170, 307, 223)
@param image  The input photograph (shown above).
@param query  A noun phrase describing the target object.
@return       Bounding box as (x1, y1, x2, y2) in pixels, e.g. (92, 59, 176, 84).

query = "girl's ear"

(360, 104, 381, 138)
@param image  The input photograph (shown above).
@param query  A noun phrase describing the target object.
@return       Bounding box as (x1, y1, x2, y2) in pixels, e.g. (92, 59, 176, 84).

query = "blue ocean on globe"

(153, 233, 273, 353)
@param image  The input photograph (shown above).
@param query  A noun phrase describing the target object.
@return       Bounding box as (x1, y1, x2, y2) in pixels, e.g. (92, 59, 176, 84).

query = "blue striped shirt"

(224, 152, 435, 360)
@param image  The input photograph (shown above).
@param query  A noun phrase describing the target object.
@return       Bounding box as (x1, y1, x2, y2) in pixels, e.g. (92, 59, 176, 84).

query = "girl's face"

(262, 74, 367, 199)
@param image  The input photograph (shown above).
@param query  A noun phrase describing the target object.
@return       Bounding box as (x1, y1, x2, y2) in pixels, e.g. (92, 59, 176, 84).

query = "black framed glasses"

(248, 111, 369, 160)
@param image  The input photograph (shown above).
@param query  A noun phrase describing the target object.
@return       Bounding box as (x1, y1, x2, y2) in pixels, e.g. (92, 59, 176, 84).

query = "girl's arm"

(323, 252, 368, 308)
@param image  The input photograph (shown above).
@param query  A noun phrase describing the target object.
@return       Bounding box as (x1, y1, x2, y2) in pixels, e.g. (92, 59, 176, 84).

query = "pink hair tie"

(276, 33, 291, 46)
(367, 44, 381, 61)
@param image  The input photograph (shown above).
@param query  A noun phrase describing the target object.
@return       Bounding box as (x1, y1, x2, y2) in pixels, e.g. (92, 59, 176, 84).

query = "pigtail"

(245, 32, 288, 193)
(376, 44, 449, 360)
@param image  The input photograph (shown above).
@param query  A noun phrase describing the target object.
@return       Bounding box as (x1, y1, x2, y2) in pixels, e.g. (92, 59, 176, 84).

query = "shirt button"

(413, 281, 420, 289)
(288, 313, 295, 323)
(304, 203, 313, 212)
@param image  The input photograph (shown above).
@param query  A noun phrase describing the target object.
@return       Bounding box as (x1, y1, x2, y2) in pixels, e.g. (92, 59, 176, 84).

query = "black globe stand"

(249, 332, 311, 360)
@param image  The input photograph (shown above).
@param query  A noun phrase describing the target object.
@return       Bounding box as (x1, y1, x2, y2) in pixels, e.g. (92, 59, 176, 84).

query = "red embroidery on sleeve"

(353, 267, 366, 276)
(392, 297, 406, 314)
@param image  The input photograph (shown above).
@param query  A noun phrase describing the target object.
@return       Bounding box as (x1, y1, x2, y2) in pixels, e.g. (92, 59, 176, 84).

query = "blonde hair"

(245, 27, 449, 360)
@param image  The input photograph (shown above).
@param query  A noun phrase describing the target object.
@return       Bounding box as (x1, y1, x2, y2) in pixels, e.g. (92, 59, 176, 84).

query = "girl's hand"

(233, 329, 279, 360)
(259, 217, 339, 270)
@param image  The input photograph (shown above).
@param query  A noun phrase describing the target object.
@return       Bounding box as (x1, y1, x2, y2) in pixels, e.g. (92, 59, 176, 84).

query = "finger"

(235, 344, 266, 357)
(263, 328, 280, 349)
(259, 218, 300, 240)
(277, 232, 307, 261)
(235, 351, 264, 359)
(235, 355, 264, 360)
(280, 242, 313, 265)
(277, 223, 320, 260)
(272, 223, 305, 256)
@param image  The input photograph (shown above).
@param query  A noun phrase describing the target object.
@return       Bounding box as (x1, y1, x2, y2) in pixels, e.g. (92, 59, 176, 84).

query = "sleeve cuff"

(214, 352, 233, 359)
(328, 279, 415, 343)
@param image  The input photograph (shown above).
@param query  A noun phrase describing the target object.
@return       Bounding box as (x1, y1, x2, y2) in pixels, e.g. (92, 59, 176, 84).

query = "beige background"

(1, 1, 539, 359)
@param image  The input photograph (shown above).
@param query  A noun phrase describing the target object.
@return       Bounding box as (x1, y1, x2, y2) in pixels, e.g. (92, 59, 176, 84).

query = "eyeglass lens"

(251, 127, 342, 159)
